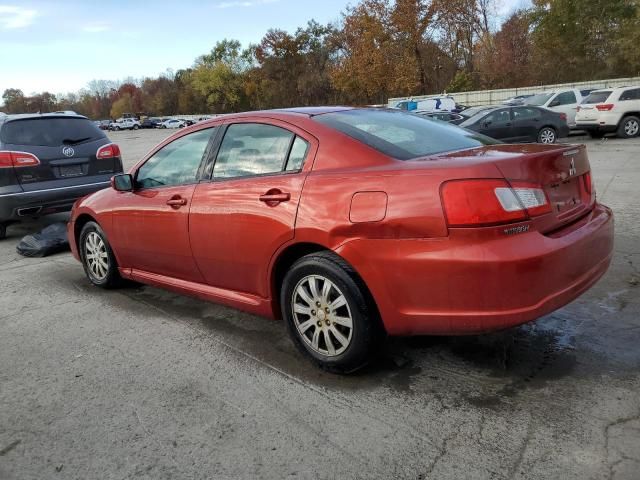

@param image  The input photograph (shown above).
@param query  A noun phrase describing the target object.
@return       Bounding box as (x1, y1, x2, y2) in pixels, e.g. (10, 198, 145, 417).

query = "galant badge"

(62, 146, 75, 157)
(569, 158, 577, 176)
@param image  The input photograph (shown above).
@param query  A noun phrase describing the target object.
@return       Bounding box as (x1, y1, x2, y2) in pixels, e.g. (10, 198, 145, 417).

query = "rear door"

(189, 119, 317, 297)
(548, 91, 579, 126)
(476, 108, 515, 141)
(0, 116, 117, 192)
(512, 107, 542, 142)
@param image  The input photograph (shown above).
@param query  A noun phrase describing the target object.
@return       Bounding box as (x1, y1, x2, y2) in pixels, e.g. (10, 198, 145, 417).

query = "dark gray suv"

(0, 113, 123, 239)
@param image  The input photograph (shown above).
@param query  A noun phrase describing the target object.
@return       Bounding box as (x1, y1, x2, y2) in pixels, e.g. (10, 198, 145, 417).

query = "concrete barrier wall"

(388, 76, 640, 107)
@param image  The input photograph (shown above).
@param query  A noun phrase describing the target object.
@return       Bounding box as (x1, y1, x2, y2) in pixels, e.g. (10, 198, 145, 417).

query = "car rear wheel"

(281, 252, 382, 373)
(0, 223, 7, 240)
(79, 221, 122, 289)
(132, 125, 139, 130)
(537, 127, 556, 144)
(618, 116, 640, 138)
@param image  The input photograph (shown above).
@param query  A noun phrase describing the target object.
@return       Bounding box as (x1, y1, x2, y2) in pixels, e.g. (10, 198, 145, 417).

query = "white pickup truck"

(109, 118, 140, 131)
(525, 89, 584, 128)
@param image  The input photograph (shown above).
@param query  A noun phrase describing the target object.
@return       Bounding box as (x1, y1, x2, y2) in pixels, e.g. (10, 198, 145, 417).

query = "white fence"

(388, 76, 640, 107)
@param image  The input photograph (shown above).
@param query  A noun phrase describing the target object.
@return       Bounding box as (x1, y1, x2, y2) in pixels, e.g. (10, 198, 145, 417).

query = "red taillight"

(596, 104, 614, 111)
(583, 171, 592, 195)
(441, 179, 550, 227)
(0, 151, 41, 168)
(559, 113, 568, 121)
(96, 143, 121, 159)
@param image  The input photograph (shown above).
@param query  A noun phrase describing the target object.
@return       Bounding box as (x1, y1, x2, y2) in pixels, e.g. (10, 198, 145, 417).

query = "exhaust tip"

(17, 206, 42, 217)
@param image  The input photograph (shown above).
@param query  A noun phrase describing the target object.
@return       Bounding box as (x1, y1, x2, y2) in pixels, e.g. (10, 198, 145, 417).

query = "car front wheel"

(133, 125, 139, 130)
(281, 252, 382, 373)
(79, 221, 122, 289)
(537, 127, 556, 144)
(618, 116, 640, 138)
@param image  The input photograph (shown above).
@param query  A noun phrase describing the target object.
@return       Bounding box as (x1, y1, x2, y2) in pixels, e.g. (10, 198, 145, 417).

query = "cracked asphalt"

(1, 129, 639, 479)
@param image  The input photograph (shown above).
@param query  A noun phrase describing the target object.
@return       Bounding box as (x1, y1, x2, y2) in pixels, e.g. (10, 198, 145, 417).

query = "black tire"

(0, 223, 6, 240)
(537, 127, 557, 144)
(132, 125, 139, 130)
(617, 116, 640, 139)
(281, 251, 383, 374)
(79, 221, 122, 289)
(114, 126, 120, 131)
(588, 131, 605, 139)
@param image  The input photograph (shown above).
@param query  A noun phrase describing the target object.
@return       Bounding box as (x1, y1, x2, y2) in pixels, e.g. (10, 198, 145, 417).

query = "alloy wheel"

(291, 275, 353, 356)
(624, 119, 639, 137)
(539, 128, 556, 144)
(84, 232, 109, 281)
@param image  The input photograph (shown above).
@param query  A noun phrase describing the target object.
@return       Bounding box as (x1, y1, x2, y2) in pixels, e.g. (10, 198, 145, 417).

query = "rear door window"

(619, 88, 640, 101)
(213, 123, 294, 179)
(0, 117, 106, 147)
(555, 91, 577, 106)
(513, 107, 541, 120)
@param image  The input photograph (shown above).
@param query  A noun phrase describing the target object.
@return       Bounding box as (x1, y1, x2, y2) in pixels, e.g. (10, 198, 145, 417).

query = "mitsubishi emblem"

(569, 158, 577, 176)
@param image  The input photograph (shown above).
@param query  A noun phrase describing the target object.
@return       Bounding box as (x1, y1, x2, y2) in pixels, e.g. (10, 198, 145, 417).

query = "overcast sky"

(0, 0, 531, 97)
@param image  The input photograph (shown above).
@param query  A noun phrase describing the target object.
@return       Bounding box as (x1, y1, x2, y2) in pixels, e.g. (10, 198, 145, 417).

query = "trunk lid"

(432, 143, 594, 233)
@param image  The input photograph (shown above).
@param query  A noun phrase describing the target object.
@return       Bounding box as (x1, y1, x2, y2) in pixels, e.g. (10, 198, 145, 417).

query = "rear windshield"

(582, 91, 612, 104)
(0, 117, 106, 147)
(313, 109, 499, 160)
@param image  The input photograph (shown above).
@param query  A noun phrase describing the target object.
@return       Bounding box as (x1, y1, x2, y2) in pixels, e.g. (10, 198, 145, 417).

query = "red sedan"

(68, 108, 614, 372)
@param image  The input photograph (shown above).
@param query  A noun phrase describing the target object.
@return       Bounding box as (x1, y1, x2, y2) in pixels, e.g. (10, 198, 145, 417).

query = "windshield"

(460, 106, 493, 118)
(0, 117, 105, 147)
(313, 109, 499, 160)
(525, 93, 554, 106)
(459, 109, 500, 127)
(582, 91, 612, 104)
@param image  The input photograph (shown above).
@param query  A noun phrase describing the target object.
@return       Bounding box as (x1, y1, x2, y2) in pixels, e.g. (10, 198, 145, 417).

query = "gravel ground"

(0, 128, 639, 480)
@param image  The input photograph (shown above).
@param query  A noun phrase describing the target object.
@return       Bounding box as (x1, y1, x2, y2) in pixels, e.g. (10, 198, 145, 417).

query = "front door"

(189, 120, 316, 298)
(109, 127, 217, 282)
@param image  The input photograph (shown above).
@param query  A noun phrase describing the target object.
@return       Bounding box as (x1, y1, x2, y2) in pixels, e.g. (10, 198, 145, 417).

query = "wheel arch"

(618, 112, 640, 125)
(269, 242, 382, 328)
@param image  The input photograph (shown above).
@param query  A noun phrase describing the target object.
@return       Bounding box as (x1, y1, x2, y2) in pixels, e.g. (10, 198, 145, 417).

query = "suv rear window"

(313, 109, 498, 160)
(583, 91, 612, 104)
(0, 117, 106, 147)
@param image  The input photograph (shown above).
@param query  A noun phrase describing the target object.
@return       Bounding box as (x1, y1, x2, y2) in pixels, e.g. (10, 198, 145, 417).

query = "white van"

(525, 89, 584, 128)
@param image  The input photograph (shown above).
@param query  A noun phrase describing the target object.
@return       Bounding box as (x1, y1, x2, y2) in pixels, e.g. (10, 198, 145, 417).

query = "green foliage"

(446, 71, 474, 92)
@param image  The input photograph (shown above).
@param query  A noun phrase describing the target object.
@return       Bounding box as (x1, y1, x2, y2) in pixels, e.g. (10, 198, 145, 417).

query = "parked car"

(575, 86, 640, 139)
(67, 107, 612, 372)
(525, 89, 584, 128)
(394, 96, 456, 112)
(501, 94, 534, 106)
(414, 111, 464, 123)
(0, 113, 123, 239)
(160, 119, 186, 129)
(109, 118, 141, 131)
(460, 105, 569, 143)
(140, 117, 163, 129)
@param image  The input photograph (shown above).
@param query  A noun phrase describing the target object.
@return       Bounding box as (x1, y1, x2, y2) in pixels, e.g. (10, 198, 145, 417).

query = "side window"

(286, 137, 310, 171)
(513, 107, 540, 120)
(214, 123, 293, 179)
(620, 88, 640, 101)
(555, 91, 577, 106)
(484, 109, 511, 124)
(136, 128, 214, 189)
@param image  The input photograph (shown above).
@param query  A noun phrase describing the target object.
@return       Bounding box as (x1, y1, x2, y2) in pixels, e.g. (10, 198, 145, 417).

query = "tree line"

(2, 0, 639, 119)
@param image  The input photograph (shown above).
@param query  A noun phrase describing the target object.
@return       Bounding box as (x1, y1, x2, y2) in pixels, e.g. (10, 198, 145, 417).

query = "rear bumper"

(575, 123, 618, 133)
(337, 203, 614, 336)
(0, 180, 110, 222)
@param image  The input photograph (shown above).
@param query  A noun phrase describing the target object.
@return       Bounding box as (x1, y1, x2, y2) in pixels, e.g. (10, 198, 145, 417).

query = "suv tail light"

(0, 151, 41, 168)
(596, 104, 614, 111)
(441, 179, 551, 227)
(96, 143, 121, 159)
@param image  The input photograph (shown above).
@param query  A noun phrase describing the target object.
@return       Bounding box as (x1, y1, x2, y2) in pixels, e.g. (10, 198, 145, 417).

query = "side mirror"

(111, 173, 133, 192)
